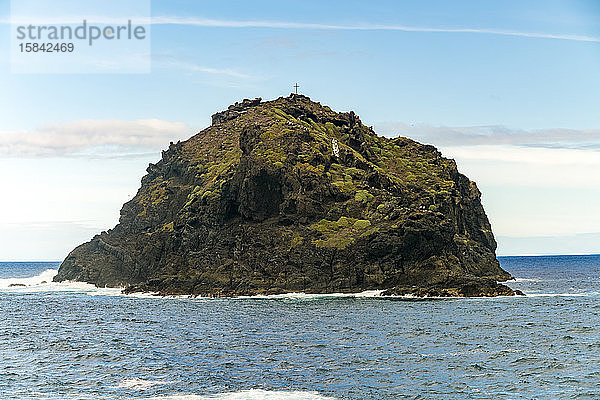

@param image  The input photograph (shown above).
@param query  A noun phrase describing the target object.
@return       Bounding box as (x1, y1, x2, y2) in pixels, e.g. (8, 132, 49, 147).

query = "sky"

(0, 0, 599, 260)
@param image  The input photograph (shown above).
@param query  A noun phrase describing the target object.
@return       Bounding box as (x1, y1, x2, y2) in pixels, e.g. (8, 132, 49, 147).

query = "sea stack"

(54, 95, 516, 297)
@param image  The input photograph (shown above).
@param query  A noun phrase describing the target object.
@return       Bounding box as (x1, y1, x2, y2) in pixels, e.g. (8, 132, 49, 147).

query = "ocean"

(1, 255, 600, 399)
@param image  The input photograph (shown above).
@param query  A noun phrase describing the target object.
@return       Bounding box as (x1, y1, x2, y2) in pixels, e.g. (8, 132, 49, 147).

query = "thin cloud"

(152, 16, 600, 43)
(375, 122, 600, 192)
(497, 232, 600, 256)
(442, 145, 600, 167)
(0, 119, 195, 157)
(375, 122, 600, 150)
(2, 15, 597, 43)
(436, 145, 600, 200)
(152, 54, 252, 79)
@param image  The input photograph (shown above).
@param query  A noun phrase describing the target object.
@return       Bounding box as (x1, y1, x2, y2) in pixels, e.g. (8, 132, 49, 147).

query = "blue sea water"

(1, 256, 600, 399)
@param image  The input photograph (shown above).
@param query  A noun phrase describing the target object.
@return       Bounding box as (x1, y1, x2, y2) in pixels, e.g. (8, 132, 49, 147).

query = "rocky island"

(54, 95, 519, 297)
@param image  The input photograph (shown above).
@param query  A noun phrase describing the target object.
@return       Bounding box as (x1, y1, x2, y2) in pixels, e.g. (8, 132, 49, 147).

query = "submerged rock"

(54, 94, 516, 297)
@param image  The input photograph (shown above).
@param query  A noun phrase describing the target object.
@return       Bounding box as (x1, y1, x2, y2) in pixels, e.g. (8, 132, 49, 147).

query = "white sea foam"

(117, 378, 172, 390)
(149, 390, 337, 400)
(0, 269, 124, 296)
(511, 277, 543, 282)
(0, 268, 59, 289)
(235, 290, 384, 300)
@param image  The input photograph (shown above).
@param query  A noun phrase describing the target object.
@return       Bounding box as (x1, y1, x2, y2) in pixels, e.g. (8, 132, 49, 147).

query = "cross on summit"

(294, 83, 299, 94)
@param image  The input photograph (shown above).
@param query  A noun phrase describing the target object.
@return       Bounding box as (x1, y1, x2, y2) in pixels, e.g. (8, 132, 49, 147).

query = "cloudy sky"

(1, 0, 599, 260)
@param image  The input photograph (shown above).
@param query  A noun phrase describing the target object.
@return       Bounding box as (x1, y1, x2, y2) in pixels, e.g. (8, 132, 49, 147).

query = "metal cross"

(294, 83, 299, 94)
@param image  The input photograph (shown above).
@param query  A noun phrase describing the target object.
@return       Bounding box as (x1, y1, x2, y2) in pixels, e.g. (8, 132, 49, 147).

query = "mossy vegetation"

(290, 232, 304, 248)
(311, 216, 373, 249)
(353, 219, 371, 229)
(354, 190, 374, 204)
(150, 181, 169, 205)
(161, 221, 174, 232)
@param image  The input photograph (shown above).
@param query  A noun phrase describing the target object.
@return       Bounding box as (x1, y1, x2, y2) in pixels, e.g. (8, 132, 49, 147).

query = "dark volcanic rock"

(54, 94, 516, 297)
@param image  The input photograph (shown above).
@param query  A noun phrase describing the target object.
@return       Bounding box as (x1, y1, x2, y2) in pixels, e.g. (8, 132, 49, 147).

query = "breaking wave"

(235, 290, 384, 300)
(0, 269, 123, 296)
(117, 378, 172, 390)
(0, 268, 60, 289)
(511, 277, 543, 282)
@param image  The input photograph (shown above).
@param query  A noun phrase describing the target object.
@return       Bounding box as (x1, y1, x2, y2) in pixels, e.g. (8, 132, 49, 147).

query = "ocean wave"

(234, 290, 384, 300)
(149, 390, 336, 400)
(511, 277, 543, 282)
(117, 378, 172, 390)
(0, 268, 60, 289)
(0, 269, 123, 296)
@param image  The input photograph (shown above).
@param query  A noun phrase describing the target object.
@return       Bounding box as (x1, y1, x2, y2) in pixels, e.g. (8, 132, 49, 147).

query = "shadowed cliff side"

(55, 94, 517, 297)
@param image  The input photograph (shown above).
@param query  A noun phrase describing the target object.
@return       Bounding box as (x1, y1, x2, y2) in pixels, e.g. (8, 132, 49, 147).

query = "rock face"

(54, 95, 516, 297)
